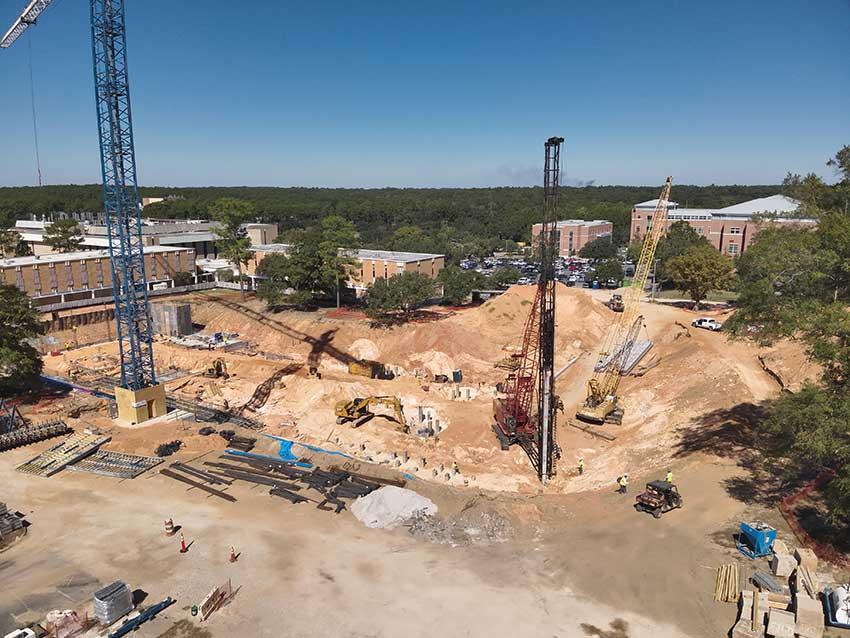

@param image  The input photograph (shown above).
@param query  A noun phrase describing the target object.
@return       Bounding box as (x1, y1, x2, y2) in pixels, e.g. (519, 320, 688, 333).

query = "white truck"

(692, 317, 723, 332)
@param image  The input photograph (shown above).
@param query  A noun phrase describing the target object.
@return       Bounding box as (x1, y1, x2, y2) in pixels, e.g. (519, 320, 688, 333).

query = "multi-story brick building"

(0, 245, 195, 308)
(247, 244, 444, 296)
(629, 194, 815, 256)
(531, 219, 614, 257)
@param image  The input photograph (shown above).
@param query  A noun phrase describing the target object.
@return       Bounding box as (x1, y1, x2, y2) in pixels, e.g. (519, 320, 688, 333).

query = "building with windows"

(12, 216, 277, 260)
(530, 219, 613, 257)
(0, 245, 196, 308)
(247, 244, 444, 295)
(629, 195, 815, 256)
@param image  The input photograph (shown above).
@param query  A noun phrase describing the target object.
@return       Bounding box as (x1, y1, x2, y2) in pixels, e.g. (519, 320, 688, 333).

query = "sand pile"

(350, 486, 438, 529)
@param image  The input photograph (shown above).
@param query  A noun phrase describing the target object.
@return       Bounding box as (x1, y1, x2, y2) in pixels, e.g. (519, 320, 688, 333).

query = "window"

(729, 227, 742, 235)
(696, 227, 704, 234)
(727, 244, 739, 255)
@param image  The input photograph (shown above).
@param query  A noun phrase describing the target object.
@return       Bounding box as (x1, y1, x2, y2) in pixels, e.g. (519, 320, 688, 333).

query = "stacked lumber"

(715, 563, 741, 602)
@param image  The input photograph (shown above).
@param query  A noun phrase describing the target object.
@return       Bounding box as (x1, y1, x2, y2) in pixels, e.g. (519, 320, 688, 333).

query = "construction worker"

(577, 457, 585, 475)
(617, 473, 629, 494)
(665, 469, 673, 483)
(451, 461, 459, 475)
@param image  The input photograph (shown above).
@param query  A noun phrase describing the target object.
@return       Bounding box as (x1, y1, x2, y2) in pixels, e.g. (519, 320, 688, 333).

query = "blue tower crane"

(3, 1, 164, 420)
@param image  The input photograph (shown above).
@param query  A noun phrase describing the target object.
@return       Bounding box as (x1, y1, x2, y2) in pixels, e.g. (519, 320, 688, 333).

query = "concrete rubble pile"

(350, 485, 437, 529)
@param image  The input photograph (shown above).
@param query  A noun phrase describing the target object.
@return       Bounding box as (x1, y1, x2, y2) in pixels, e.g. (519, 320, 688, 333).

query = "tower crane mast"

(3, 1, 162, 419)
(576, 177, 672, 424)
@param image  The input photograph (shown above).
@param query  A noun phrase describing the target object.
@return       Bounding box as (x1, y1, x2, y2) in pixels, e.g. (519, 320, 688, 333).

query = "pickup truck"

(692, 317, 723, 332)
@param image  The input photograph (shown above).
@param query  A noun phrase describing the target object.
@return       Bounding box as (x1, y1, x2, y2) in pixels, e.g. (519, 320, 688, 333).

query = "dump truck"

(347, 360, 395, 380)
(334, 396, 406, 431)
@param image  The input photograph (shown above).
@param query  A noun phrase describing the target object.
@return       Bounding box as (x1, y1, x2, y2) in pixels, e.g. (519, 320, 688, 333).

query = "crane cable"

(27, 31, 43, 187)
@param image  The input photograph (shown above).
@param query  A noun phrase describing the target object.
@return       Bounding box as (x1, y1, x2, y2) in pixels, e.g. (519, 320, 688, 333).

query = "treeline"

(0, 183, 780, 253)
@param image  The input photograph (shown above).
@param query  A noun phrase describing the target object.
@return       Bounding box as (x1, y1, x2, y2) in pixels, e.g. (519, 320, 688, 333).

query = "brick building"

(531, 219, 613, 257)
(629, 195, 815, 256)
(248, 244, 444, 296)
(0, 245, 195, 308)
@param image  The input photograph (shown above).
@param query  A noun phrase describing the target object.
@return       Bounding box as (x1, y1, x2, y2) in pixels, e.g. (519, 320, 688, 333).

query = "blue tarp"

(262, 434, 355, 460)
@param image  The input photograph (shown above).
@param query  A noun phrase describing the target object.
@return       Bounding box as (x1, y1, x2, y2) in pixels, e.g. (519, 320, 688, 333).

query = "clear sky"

(1, 0, 848, 188)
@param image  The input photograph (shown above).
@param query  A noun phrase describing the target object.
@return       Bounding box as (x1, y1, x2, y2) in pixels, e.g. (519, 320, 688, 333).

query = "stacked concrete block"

(794, 596, 824, 638)
(766, 608, 795, 637)
(771, 552, 796, 578)
(734, 590, 768, 637)
(773, 539, 790, 555)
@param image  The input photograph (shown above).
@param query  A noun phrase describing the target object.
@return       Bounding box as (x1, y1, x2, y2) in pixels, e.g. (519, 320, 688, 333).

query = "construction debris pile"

(407, 506, 512, 545)
(730, 539, 831, 638)
(350, 485, 437, 529)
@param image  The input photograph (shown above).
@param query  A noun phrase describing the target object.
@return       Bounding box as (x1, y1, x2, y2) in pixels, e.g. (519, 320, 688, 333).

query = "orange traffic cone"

(179, 532, 188, 554)
(229, 547, 237, 563)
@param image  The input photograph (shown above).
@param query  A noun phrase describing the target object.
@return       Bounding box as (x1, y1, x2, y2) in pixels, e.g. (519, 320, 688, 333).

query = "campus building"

(531, 219, 614, 257)
(247, 244, 445, 295)
(629, 195, 815, 256)
(12, 216, 277, 260)
(0, 245, 196, 308)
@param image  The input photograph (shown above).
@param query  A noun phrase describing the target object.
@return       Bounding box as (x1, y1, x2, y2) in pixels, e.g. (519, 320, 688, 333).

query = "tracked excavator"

(576, 177, 672, 425)
(335, 396, 406, 432)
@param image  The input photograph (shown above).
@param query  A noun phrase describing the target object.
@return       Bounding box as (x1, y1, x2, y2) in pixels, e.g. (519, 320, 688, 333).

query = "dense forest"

(0, 183, 780, 255)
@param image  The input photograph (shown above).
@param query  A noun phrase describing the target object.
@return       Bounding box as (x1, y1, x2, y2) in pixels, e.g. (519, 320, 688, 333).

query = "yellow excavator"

(576, 177, 672, 425)
(334, 396, 407, 432)
(204, 358, 229, 379)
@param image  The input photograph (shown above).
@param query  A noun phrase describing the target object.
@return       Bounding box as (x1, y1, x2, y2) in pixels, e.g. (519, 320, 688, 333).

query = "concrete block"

(766, 608, 795, 638)
(771, 552, 796, 577)
(773, 539, 790, 555)
(795, 621, 824, 638)
(731, 618, 758, 638)
(794, 547, 819, 571)
(795, 595, 825, 628)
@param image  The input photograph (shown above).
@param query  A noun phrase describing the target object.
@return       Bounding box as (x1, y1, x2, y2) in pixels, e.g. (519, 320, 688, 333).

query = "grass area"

(655, 289, 739, 302)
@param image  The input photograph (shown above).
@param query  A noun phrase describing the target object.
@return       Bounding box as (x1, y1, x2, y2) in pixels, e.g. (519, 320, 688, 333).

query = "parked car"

(692, 317, 723, 331)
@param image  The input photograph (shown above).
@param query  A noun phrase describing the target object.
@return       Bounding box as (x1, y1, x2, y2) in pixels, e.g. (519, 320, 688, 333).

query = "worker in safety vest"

(617, 473, 628, 494)
(577, 457, 585, 475)
(451, 462, 459, 475)
(665, 469, 673, 483)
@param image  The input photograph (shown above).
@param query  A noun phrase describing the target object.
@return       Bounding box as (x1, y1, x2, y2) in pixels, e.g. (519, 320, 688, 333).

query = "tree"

(827, 145, 850, 214)
(0, 284, 43, 397)
(0, 229, 30, 257)
(578, 236, 617, 259)
(172, 271, 194, 287)
(389, 225, 432, 253)
(490, 266, 523, 289)
(593, 258, 625, 284)
(666, 243, 734, 308)
(626, 237, 643, 263)
(318, 215, 359, 307)
(728, 145, 850, 520)
(212, 198, 254, 298)
(43, 219, 84, 253)
(655, 220, 710, 284)
(438, 265, 486, 305)
(365, 272, 435, 321)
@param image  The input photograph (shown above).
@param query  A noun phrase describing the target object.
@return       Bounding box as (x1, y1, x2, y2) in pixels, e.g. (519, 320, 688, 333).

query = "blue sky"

(1, 0, 848, 188)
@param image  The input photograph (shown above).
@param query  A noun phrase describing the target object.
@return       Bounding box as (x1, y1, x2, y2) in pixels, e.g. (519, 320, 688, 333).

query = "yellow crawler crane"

(576, 177, 672, 424)
(335, 396, 407, 432)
